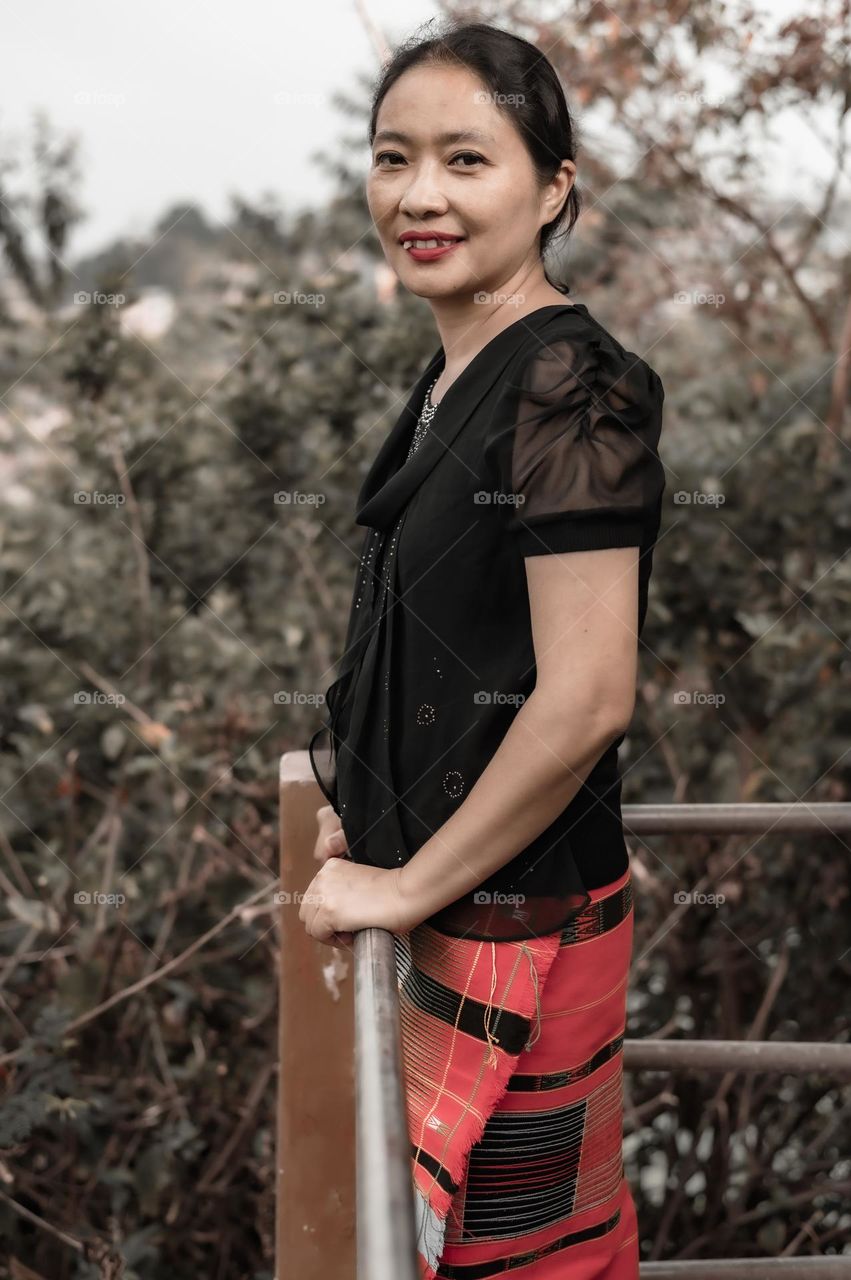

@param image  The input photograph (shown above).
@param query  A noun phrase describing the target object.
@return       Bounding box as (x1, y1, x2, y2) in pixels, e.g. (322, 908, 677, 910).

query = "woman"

(301, 20, 665, 1279)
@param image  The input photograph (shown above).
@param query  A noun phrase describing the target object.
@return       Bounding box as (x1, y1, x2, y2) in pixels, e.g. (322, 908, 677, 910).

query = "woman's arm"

(396, 543, 641, 921)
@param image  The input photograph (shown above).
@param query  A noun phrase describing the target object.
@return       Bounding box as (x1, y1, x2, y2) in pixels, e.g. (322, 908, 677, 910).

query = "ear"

(544, 159, 576, 223)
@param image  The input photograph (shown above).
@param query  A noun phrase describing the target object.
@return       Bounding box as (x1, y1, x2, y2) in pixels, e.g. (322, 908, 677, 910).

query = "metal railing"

(277, 753, 851, 1279)
(353, 926, 418, 1280)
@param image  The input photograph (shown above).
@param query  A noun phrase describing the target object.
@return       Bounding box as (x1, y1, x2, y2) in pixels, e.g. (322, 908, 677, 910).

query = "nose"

(398, 159, 450, 219)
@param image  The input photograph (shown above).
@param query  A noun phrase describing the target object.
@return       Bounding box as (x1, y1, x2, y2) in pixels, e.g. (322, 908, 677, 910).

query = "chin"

(404, 281, 468, 302)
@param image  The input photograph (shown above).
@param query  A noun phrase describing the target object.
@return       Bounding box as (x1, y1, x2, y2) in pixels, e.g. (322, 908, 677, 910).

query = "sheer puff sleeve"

(483, 328, 666, 556)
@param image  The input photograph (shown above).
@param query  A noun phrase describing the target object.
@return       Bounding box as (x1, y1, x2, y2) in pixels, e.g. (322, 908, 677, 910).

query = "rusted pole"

(640, 1260, 851, 1277)
(625, 1038, 851, 1078)
(622, 802, 851, 833)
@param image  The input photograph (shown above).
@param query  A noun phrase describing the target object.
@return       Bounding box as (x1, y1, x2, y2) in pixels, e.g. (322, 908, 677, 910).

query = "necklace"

(404, 375, 441, 461)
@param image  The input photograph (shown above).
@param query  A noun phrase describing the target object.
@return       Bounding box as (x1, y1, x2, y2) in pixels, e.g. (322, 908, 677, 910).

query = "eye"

(373, 150, 486, 169)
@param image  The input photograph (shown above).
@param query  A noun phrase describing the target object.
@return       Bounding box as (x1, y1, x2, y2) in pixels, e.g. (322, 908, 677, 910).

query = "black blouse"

(309, 302, 666, 942)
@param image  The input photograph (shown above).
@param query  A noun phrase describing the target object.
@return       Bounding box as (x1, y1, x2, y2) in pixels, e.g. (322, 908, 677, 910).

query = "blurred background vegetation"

(1, 2, 850, 1275)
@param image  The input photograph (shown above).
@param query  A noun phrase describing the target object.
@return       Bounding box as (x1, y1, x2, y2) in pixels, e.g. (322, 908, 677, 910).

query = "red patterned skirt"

(394, 866, 637, 1279)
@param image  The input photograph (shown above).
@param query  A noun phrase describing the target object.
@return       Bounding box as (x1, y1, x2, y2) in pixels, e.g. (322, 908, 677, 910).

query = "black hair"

(367, 19, 582, 293)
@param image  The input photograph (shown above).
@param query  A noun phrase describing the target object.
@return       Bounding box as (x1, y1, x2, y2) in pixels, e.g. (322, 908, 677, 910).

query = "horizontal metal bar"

(622, 802, 851, 833)
(354, 927, 418, 1280)
(641, 1259, 851, 1277)
(624, 1039, 851, 1078)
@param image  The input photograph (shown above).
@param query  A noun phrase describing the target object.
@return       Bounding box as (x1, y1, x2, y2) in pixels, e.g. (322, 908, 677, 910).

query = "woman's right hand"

(313, 804, 350, 865)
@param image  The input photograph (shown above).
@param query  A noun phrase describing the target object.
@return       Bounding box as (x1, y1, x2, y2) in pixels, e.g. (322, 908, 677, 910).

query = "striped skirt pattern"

(393, 866, 637, 1279)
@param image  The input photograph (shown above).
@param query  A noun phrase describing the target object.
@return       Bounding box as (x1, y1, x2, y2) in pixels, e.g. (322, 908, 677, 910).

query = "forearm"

(397, 690, 626, 922)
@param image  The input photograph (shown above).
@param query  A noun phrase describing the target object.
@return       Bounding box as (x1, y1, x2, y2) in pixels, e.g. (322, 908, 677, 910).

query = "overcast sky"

(1, 0, 438, 256)
(0, 0, 842, 260)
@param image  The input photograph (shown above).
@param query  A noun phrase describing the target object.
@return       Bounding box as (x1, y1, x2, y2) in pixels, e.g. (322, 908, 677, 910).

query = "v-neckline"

(354, 302, 590, 532)
(427, 303, 587, 410)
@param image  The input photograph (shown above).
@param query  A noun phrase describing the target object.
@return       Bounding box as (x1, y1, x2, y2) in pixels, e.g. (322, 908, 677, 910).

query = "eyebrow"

(372, 128, 497, 147)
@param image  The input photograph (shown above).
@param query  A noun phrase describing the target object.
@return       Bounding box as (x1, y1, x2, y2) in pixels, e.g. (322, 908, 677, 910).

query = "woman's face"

(366, 63, 574, 303)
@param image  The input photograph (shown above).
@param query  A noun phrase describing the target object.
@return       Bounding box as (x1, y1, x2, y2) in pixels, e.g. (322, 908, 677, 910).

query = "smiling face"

(366, 62, 575, 303)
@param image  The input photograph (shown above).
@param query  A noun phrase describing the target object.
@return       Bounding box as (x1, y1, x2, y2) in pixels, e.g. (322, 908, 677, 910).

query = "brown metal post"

(276, 750, 355, 1280)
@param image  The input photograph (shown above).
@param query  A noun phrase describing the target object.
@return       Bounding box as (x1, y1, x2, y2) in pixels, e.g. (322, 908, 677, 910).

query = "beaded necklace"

(404, 374, 441, 460)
